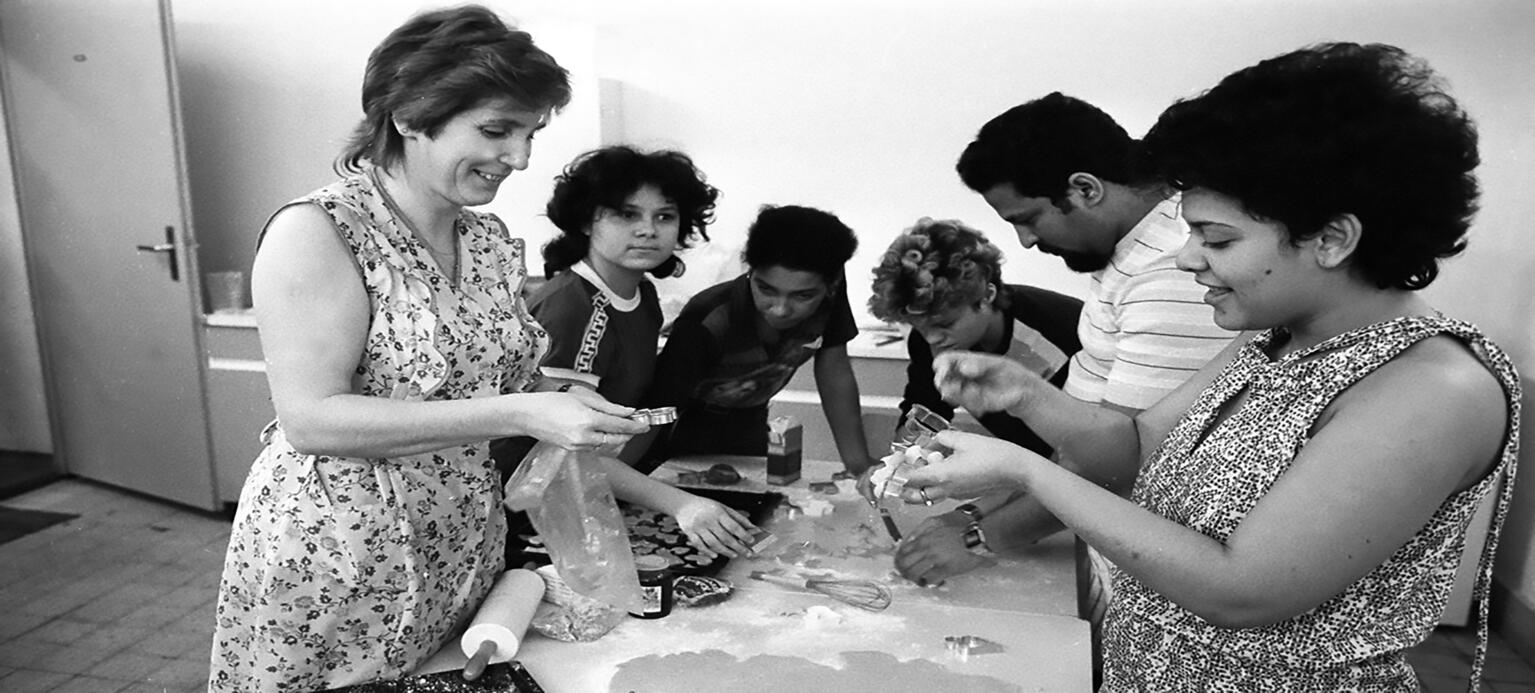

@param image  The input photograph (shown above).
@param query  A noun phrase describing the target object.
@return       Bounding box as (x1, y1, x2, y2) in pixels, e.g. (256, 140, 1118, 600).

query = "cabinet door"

(0, 0, 216, 508)
(203, 322, 273, 503)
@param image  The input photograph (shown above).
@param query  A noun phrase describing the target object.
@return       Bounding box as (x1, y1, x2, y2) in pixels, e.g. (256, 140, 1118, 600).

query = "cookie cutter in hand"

(945, 634, 1005, 659)
(890, 403, 950, 453)
(871, 444, 946, 505)
(628, 407, 678, 426)
(875, 404, 952, 504)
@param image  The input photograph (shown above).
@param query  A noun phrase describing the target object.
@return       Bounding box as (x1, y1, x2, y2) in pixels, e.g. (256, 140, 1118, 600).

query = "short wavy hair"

(956, 92, 1150, 206)
(868, 218, 1005, 322)
(1143, 42, 1479, 290)
(542, 146, 719, 278)
(336, 5, 572, 175)
(743, 205, 858, 281)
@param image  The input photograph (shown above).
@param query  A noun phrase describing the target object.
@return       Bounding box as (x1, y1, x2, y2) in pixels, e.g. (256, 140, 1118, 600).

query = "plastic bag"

(529, 565, 626, 642)
(504, 441, 643, 613)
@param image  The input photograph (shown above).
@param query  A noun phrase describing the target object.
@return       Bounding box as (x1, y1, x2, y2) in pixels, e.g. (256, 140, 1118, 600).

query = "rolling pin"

(459, 568, 544, 680)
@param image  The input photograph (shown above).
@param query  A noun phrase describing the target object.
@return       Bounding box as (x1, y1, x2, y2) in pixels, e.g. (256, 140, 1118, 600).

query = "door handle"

(134, 226, 180, 281)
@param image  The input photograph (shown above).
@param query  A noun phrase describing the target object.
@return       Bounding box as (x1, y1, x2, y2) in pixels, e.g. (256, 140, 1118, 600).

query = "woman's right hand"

(897, 430, 1037, 505)
(509, 388, 648, 450)
(932, 351, 1045, 416)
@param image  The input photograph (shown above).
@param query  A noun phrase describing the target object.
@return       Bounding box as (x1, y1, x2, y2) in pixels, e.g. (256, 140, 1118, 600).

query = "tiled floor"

(0, 480, 226, 692)
(1, 478, 1533, 692)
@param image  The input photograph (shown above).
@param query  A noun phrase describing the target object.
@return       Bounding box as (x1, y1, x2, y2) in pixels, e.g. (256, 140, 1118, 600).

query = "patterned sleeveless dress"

(1101, 316, 1520, 692)
(209, 171, 548, 692)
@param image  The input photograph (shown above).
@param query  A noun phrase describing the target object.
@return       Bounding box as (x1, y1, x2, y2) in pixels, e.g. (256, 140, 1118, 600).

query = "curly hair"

(1143, 42, 1479, 290)
(868, 218, 1005, 322)
(956, 92, 1151, 207)
(541, 146, 719, 278)
(336, 5, 572, 175)
(743, 205, 858, 281)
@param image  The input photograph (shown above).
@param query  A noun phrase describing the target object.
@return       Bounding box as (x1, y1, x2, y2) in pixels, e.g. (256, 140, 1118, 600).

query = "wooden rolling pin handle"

(463, 639, 497, 681)
(750, 571, 807, 589)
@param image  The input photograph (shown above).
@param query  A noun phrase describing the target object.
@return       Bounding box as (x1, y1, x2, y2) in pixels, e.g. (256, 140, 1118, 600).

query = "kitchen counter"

(203, 308, 256, 328)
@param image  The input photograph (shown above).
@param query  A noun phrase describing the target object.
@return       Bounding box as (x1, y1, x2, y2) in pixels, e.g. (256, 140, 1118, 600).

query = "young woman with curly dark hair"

(904, 43, 1520, 692)
(490, 145, 764, 557)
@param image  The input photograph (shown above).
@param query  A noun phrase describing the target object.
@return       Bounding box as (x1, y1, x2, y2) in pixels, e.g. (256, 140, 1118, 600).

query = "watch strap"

(962, 522, 995, 557)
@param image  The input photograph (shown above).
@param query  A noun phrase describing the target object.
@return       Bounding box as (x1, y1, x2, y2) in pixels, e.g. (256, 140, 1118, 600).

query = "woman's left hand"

(673, 497, 756, 558)
(898, 430, 1036, 505)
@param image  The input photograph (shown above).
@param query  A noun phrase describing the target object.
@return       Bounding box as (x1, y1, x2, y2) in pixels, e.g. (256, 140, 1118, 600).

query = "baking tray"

(324, 661, 544, 692)
(506, 487, 784, 577)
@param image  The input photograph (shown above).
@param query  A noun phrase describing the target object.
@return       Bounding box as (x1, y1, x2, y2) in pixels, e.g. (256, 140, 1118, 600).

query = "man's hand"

(894, 511, 994, 586)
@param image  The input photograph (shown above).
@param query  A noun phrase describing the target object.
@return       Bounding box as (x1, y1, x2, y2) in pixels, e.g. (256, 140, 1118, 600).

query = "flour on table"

(609, 649, 1024, 693)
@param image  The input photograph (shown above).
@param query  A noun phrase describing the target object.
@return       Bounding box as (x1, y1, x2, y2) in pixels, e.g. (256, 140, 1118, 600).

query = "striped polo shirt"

(1064, 195, 1236, 410)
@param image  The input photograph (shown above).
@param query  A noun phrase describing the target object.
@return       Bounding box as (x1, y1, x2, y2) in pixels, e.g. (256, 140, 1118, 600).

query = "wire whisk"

(749, 571, 893, 612)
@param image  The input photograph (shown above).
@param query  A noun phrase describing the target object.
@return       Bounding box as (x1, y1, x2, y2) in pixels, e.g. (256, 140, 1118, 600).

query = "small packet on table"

(766, 415, 802, 485)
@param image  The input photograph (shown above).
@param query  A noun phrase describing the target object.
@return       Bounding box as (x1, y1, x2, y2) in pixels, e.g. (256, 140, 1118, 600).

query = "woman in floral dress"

(902, 43, 1519, 691)
(208, 7, 647, 691)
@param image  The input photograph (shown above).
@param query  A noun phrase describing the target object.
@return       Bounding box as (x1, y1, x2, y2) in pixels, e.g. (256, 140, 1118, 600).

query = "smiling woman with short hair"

(902, 42, 1520, 692)
(211, 6, 654, 691)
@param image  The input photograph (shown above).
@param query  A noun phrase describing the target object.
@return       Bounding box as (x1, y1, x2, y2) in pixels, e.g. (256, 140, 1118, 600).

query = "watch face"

(962, 523, 992, 556)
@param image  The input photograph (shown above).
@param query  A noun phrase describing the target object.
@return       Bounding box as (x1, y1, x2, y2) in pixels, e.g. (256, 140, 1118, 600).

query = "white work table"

(420, 455, 1090, 692)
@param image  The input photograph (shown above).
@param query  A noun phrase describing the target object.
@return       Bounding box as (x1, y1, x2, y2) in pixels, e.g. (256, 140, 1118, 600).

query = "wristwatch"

(962, 522, 996, 557)
(955, 502, 984, 524)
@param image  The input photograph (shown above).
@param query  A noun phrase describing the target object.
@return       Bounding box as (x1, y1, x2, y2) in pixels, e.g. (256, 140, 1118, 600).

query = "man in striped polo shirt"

(895, 92, 1235, 681)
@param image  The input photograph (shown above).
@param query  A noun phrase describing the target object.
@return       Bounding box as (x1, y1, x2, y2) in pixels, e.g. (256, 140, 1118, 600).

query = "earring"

(670, 256, 687, 278)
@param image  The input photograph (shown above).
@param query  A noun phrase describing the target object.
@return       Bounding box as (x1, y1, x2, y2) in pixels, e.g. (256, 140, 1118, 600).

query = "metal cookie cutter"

(945, 634, 1004, 659)
(628, 406, 678, 426)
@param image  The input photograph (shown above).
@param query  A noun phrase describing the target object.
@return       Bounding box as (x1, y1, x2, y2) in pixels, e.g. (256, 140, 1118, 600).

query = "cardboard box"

(766, 416, 802, 485)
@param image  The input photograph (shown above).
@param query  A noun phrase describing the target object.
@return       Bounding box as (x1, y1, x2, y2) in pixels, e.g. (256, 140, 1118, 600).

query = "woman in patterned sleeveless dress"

(902, 43, 1519, 692)
(208, 7, 647, 691)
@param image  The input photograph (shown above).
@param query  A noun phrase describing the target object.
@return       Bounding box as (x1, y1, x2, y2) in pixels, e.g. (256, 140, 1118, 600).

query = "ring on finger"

(918, 487, 933, 506)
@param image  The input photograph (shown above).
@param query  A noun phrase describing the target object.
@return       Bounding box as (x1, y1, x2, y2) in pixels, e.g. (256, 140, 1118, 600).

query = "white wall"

(171, 0, 603, 286)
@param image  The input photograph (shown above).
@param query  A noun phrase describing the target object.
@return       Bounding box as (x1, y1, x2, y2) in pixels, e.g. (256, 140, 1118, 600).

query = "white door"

(1, 0, 217, 509)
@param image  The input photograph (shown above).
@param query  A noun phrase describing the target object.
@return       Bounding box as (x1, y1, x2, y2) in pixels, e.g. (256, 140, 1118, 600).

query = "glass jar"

(629, 554, 674, 619)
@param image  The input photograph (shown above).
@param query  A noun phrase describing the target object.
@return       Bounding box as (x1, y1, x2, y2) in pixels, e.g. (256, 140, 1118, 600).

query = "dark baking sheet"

(506, 487, 784, 577)
(324, 661, 543, 692)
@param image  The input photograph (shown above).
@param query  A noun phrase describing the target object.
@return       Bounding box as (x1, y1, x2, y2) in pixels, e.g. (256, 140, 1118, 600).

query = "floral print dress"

(1100, 316, 1521, 692)
(209, 171, 547, 692)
